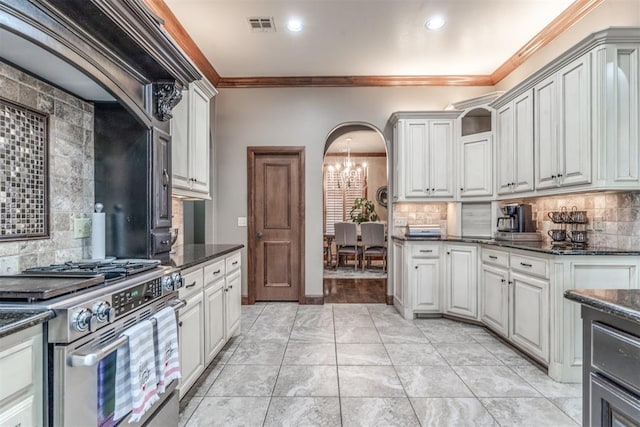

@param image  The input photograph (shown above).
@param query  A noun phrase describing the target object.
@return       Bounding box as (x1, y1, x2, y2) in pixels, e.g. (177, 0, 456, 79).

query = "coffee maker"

(497, 203, 536, 232)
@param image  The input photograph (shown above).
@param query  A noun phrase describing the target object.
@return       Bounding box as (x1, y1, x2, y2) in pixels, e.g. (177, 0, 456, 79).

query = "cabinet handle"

(414, 266, 418, 269)
(186, 281, 197, 288)
(520, 262, 532, 267)
(460, 188, 464, 191)
(178, 321, 183, 327)
(501, 279, 506, 283)
(224, 288, 229, 292)
(213, 269, 221, 275)
(161, 240, 170, 245)
(557, 173, 563, 178)
(447, 252, 451, 255)
(229, 285, 233, 289)
(232, 261, 238, 265)
(162, 168, 169, 188)
(489, 255, 498, 260)
(551, 175, 557, 179)
(419, 249, 433, 253)
(508, 281, 513, 285)
(431, 188, 435, 192)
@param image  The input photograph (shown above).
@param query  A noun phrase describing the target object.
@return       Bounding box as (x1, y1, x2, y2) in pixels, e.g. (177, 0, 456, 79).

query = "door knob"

(256, 231, 264, 238)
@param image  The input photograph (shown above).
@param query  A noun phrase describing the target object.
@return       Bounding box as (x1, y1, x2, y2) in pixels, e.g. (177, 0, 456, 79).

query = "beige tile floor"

(179, 303, 582, 427)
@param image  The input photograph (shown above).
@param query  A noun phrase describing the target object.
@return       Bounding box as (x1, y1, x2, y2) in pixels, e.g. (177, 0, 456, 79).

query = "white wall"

(213, 86, 491, 297)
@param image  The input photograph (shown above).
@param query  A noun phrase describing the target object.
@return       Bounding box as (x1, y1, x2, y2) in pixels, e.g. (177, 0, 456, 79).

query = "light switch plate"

(74, 218, 91, 238)
(237, 216, 247, 227)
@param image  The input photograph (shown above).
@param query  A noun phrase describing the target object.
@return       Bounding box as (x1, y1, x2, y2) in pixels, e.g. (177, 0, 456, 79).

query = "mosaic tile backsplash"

(0, 61, 94, 274)
(0, 99, 48, 239)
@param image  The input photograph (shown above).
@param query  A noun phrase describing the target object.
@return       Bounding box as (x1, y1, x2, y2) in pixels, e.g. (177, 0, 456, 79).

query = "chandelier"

(327, 138, 368, 189)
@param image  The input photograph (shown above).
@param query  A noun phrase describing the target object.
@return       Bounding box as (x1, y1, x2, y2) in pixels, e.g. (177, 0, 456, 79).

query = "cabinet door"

(460, 133, 492, 197)
(178, 292, 205, 398)
(496, 103, 514, 195)
(189, 83, 210, 194)
(513, 90, 535, 193)
(429, 120, 454, 198)
(480, 264, 509, 337)
(445, 245, 477, 319)
(152, 127, 172, 229)
(510, 272, 549, 363)
(225, 270, 242, 338)
(170, 89, 190, 190)
(204, 280, 225, 364)
(403, 120, 430, 198)
(557, 55, 591, 187)
(412, 258, 440, 312)
(534, 75, 558, 190)
(392, 240, 404, 306)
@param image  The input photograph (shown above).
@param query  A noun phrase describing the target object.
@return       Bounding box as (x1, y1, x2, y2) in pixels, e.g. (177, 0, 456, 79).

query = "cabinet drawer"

(0, 339, 35, 402)
(179, 268, 204, 299)
(204, 260, 225, 284)
(592, 322, 640, 393)
(0, 395, 34, 427)
(481, 248, 509, 268)
(411, 244, 440, 258)
(510, 253, 548, 278)
(226, 252, 241, 273)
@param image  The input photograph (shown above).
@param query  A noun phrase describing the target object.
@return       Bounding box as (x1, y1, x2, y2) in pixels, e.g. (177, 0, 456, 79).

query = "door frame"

(247, 146, 306, 304)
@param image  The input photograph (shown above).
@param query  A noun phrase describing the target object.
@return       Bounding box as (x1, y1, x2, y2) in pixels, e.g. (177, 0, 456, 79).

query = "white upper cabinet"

(171, 79, 217, 199)
(592, 42, 640, 188)
(391, 112, 459, 202)
(456, 104, 494, 200)
(535, 55, 591, 190)
(496, 90, 534, 195)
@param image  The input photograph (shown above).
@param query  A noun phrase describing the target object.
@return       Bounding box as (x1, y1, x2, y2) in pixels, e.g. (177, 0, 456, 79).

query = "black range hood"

(1, 0, 201, 260)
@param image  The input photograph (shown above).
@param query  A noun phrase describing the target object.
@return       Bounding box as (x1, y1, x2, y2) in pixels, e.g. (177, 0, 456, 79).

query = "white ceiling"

(164, 0, 575, 77)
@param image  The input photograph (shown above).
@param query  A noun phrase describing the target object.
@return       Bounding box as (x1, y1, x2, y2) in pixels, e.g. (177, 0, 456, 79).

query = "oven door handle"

(68, 299, 187, 367)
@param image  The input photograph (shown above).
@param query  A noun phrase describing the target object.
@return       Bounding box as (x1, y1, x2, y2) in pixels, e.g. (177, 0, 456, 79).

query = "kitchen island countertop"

(0, 309, 54, 338)
(168, 244, 245, 270)
(565, 289, 640, 324)
(392, 235, 640, 256)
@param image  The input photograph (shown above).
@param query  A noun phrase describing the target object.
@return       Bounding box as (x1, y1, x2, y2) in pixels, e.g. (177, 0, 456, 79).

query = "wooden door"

(248, 148, 305, 303)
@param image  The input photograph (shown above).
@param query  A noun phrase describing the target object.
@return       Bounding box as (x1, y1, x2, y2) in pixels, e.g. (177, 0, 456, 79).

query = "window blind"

(323, 165, 366, 234)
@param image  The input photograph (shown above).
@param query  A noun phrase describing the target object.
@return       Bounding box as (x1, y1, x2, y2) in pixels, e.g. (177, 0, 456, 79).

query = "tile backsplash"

(171, 197, 184, 248)
(393, 202, 448, 235)
(0, 61, 94, 274)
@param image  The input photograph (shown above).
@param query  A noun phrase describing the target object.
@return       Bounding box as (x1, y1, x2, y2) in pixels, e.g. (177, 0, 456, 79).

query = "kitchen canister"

(92, 203, 106, 260)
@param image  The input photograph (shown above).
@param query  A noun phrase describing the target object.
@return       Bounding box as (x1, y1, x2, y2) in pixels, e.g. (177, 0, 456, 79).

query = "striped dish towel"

(151, 307, 181, 393)
(114, 319, 160, 423)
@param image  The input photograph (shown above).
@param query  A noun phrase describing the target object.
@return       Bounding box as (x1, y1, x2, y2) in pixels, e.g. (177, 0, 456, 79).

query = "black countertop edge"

(0, 309, 55, 339)
(167, 244, 245, 270)
(564, 289, 640, 324)
(391, 235, 640, 256)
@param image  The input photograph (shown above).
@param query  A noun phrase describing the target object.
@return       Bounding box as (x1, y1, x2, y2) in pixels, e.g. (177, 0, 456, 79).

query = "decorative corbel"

(153, 80, 183, 121)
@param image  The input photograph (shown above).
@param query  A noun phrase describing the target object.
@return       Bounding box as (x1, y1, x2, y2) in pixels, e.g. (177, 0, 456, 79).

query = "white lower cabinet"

(178, 281, 205, 398)
(480, 264, 509, 337)
(0, 325, 42, 427)
(510, 272, 549, 363)
(412, 258, 440, 312)
(480, 247, 550, 364)
(178, 249, 243, 397)
(444, 244, 478, 320)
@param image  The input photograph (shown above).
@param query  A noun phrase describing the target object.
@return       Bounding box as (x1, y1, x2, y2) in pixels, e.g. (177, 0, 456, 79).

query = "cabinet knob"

(501, 279, 506, 283)
(508, 281, 513, 285)
(431, 188, 435, 192)
(551, 175, 557, 179)
(447, 252, 450, 255)
(557, 173, 563, 178)
(460, 188, 464, 191)
(178, 321, 183, 327)
(414, 266, 418, 269)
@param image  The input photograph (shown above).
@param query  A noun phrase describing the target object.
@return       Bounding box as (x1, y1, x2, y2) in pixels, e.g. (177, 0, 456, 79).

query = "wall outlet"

(74, 218, 91, 239)
(237, 216, 247, 227)
(394, 218, 407, 227)
(593, 216, 605, 232)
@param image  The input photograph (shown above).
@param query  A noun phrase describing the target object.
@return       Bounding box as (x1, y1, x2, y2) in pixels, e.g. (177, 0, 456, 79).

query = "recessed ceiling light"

(425, 16, 445, 30)
(287, 18, 303, 32)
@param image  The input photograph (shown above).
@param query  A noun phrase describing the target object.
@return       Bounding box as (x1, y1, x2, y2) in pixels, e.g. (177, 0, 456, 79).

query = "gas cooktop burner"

(22, 259, 161, 282)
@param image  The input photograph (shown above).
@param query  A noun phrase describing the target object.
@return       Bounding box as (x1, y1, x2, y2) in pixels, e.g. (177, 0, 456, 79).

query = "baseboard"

(386, 295, 393, 305)
(303, 296, 324, 305)
(241, 296, 249, 305)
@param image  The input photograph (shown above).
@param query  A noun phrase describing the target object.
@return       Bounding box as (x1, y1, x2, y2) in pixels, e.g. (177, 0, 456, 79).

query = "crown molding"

(216, 75, 494, 88)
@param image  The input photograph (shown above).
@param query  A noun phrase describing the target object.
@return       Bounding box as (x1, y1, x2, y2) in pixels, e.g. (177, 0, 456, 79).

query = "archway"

(322, 122, 389, 303)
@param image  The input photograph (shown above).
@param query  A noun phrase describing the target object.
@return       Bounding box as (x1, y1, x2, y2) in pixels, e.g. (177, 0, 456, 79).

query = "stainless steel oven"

(0, 260, 184, 426)
(53, 294, 184, 427)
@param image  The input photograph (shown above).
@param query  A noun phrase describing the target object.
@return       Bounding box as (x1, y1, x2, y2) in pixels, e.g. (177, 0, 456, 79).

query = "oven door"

(51, 298, 184, 427)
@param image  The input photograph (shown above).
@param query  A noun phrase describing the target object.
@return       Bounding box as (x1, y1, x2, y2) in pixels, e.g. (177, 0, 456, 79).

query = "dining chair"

(361, 222, 387, 271)
(334, 222, 361, 270)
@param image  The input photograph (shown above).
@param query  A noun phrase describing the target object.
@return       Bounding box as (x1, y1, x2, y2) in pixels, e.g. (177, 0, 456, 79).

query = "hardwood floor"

(323, 278, 387, 303)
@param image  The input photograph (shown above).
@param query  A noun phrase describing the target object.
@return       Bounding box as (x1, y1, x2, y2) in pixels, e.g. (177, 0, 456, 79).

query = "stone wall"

(0, 61, 94, 274)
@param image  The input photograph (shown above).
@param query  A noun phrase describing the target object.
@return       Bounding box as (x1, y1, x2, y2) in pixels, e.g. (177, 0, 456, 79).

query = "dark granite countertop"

(0, 309, 54, 339)
(391, 235, 640, 256)
(565, 289, 640, 324)
(167, 244, 244, 270)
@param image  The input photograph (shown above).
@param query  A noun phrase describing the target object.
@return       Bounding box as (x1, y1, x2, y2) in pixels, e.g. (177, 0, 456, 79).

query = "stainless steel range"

(0, 259, 185, 427)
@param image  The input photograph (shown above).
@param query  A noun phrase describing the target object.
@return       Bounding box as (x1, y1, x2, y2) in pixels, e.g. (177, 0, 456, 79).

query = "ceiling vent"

(247, 17, 276, 33)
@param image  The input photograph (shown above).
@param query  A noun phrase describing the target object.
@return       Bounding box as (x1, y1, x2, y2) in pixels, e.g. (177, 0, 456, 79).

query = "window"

(323, 164, 367, 234)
